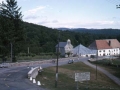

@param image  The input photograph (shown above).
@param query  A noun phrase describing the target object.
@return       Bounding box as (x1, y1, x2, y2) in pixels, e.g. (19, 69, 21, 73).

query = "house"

(55, 39, 73, 57)
(88, 39, 120, 56)
(72, 44, 97, 57)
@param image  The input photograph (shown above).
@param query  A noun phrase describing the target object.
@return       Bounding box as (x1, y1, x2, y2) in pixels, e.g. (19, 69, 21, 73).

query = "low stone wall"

(8, 57, 73, 67)
(9, 59, 52, 67)
(28, 67, 39, 79)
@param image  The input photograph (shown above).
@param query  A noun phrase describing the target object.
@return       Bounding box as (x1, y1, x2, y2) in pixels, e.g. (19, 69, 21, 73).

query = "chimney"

(108, 40, 111, 46)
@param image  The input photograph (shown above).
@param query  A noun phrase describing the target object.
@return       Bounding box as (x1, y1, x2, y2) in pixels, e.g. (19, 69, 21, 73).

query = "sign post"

(75, 72, 90, 90)
(75, 73, 79, 90)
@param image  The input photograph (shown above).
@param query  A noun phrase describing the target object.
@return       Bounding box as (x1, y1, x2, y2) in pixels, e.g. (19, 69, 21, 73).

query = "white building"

(55, 39, 73, 57)
(88, 39, 120, 56)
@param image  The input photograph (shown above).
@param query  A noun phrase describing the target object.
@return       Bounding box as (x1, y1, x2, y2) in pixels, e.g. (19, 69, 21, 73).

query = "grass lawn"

(36, 62, 120, 90)
(90, 59, 120, 78)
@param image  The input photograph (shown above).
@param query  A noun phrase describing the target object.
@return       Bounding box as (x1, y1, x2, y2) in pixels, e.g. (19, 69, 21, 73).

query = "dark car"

(68, 59, 74, 64)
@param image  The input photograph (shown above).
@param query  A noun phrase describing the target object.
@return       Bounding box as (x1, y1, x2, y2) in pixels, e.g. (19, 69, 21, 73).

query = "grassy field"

(36, 62, 120, 90)
(90, 59, 120, 79)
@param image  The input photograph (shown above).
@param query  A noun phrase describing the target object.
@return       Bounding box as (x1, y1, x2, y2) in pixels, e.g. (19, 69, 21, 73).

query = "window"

(99, 50, 101, 52)
(103, 50, 105, 52)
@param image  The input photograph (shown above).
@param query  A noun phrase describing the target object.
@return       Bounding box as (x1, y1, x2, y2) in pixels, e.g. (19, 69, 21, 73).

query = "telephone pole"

(55, 31, 60, 88)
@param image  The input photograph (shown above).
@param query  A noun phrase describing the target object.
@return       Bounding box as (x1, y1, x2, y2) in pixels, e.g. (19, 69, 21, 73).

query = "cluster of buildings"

(56, 39, 120, 57)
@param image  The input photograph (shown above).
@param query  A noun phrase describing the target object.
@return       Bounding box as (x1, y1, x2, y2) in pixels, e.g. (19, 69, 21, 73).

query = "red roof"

(106, 39, 120, 48)
(96, 40, 112, 50)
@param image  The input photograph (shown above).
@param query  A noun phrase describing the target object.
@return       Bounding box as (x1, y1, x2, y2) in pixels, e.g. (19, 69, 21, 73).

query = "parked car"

(68, 59, 74, 64)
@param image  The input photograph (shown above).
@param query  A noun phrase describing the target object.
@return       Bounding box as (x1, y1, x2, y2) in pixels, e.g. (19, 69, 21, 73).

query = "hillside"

(15, 22, 120, 54)
(57, 28, 120, 36)
(0, 19, 120, 54)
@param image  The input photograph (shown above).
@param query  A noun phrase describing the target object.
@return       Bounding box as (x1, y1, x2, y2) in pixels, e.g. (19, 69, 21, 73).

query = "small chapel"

(55, 39, 73, 57)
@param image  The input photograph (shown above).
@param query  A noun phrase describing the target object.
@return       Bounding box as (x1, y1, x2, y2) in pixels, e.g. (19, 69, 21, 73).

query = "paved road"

(0, 56, 120, 90)
(0, 66, 49, 90)
(0, 58, 74, 90)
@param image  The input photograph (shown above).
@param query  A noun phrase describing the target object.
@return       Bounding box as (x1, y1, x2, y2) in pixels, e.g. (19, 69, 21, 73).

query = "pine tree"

(0, 0, 23, 62)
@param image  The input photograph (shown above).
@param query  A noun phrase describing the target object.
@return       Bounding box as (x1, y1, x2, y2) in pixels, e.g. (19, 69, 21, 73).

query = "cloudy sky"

(1, 0, 120, 29)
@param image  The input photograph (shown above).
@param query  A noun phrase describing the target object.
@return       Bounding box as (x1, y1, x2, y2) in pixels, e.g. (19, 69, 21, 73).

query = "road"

(0, 57, 77, 90)
(0, 56, 120, 90)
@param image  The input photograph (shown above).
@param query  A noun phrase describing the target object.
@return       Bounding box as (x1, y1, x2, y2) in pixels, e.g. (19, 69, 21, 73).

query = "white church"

(55, 39, 73, 57)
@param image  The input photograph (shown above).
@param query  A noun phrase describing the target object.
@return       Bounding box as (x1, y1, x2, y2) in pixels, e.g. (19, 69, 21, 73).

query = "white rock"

(30, 77, 32, 81)
(37, 81, 41, 86)
(33, 79, 36, 83)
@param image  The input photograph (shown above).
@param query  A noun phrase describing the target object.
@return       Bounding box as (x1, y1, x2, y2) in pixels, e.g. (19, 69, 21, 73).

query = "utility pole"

(11, 43, 12, 62)
(78, 44, 80, 60)
(96, 51, 98, 80)
(55, 31, 60, 88)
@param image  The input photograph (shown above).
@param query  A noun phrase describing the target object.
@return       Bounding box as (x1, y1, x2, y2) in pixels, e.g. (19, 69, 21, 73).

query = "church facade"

(55, 39, 73, 57)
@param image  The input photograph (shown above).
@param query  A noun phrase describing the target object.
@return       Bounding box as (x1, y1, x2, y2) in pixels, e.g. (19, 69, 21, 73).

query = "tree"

(0, 16, 14, 58)
(0, 0, 23, 62)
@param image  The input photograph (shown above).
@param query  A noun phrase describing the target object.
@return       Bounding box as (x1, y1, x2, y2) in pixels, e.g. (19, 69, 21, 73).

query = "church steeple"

(67, 39, 71, 44)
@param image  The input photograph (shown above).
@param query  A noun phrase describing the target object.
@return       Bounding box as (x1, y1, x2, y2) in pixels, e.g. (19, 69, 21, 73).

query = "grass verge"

(36, 62, 120, 90)
(90, 59, 120, 78)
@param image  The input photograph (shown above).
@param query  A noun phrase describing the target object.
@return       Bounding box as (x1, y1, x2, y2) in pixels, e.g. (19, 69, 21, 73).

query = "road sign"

(75, 72, 90, 82)
(75, 73, 79, 82)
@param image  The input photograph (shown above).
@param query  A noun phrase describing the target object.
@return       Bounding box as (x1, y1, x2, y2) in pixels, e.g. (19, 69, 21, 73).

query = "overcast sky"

(1, 0, 120, 29)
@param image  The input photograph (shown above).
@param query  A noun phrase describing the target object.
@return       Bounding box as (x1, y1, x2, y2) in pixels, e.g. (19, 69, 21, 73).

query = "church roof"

(55, 42, 67, 47)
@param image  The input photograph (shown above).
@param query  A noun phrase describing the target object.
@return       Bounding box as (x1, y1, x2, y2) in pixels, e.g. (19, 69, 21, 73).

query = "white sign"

(75, 72, 90, 82)
(75, 73, 79, 82)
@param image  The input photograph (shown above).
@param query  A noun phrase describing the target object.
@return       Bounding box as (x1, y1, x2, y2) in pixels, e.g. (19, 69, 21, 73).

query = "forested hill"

(20, 22, 120, 54)
(21, 22, 77, 53)
(57, 28, 120, 36)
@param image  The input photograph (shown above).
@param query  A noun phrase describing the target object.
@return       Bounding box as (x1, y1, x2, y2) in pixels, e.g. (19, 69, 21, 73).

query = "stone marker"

(37, 81, 41, 86)
(30, 77, 32, 81)
(33, 79, 36, 83)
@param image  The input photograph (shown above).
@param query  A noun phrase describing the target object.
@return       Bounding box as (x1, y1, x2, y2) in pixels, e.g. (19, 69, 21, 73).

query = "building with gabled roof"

(88, 39, 120, 56)
(55, 39, 73, 57)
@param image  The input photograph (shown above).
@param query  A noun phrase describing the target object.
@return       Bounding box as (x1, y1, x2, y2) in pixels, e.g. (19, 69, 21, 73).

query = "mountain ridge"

(56, 28, 120, 36)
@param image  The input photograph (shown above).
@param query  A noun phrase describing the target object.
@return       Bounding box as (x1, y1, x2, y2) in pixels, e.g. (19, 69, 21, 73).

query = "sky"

(1, 0, 120, 29)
